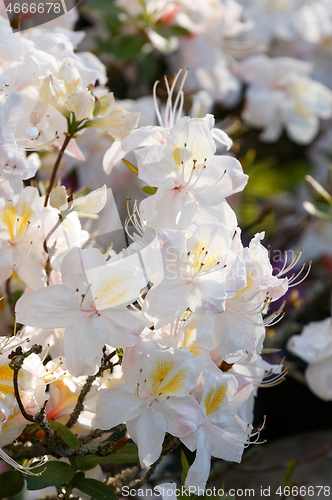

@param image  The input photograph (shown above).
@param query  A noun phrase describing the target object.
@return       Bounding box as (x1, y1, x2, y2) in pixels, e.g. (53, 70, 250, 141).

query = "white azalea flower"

(0, 89, 41, 191)
(0, 351, 48, 472)
(238, 55, 332, 144)
(102, 69, 234, 174)
(155, 483, 178, 500)
(95, 338, 204, 468)
(0, 186, 48, 289)
(143, 223, 246, 328)
(197, 232, 288, 361)
(135, 115, 247, 230)
(287, 317, 332, 400)
(15, 247, 146, 376)
(182, 365, 253, 491)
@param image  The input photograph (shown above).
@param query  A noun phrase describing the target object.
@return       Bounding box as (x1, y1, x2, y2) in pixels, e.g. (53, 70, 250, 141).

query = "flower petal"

(184, 429, 211, 491)
(15, 285, 80, 329)
(95, 385, 141, 429)
(64, 316, 108, 377)
(127, 407, 167, 468)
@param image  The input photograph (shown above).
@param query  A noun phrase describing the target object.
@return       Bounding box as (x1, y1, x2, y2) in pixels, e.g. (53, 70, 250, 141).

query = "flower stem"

(44, 134, 73, 208)
(13, 368, 35, 422)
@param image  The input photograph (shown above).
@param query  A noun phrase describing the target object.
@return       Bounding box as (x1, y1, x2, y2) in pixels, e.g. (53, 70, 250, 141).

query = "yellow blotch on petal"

(183, 325, 195, 349)
(234, 274, 255, 299)
(189, 238, 222, 273)
(94, 275, 130, 308)
(204, 383, 228, 416)
(1, 205, 17, 241)
(0, 364, 16, 396)
(0, 202, 33, 241)
(1, 406, 20, 426)
(170, 141, 183, 173)
(188, 344, 204, 357)
(150, 358, 187, 395)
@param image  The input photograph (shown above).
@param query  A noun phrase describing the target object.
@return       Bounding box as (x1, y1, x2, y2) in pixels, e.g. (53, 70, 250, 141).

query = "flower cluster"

(0, 2, 316, 497)
(1, 70, 291, 495)
(107, 0, 332, 146)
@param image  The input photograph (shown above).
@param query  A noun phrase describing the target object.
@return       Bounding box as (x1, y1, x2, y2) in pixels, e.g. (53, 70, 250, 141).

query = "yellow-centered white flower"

(95, 338, 204, 468)
(15, 247, 146, 377)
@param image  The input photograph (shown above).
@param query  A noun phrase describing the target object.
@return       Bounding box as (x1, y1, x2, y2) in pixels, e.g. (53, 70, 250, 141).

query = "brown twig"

(108, 435, 180, 494)
(65, 374, 97, 429)
(13, 368, 34, 422)
(78, 424, 126, 445)
(134, 435, 180, 488)
(65, 351, 115, 429)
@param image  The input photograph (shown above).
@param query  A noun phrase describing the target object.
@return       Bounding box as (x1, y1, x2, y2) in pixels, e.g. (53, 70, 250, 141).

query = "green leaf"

(180, 450, 190, 486)
(72, 478, 117, 500)
(137, 50, 161, 85)
(284, 458, 297, 486)
(50, 421, 79, 449)
(122, 159, 138, 175)
(70, 443, 139, 471)
(83, 0, 125, 16)
(242, 148, 257, 169)
(261, 348, 282, 354)
(112, 36, 147, 62)
(0, 470, 25, 498)
(11, 289, 24, 303)
(246, 159, 312, 197)
(116, 348, 124, 364)
(170, 25, 190, 36)
(99, 443, 139, 464)
(70, 455, 100, 472)
(142, 186, 158, 195)
(72, 470, 85, 482)
(26, 461, 75, 490)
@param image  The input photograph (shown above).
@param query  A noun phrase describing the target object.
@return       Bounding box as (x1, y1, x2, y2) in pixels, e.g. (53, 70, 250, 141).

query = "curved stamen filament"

(288, 262, 312, 287)
(173, 68, 188, 124)
(152, 68, 189, 129)
(153, 80, 163, 127)
(276, 248, 302, 277)
(0, 448, 47, 475)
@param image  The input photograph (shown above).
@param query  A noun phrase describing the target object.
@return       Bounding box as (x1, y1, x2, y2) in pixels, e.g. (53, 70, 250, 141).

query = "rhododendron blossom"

(96, 338, 204, 467)
(15, 247, 146, 376)
(0, 3, 316, 494)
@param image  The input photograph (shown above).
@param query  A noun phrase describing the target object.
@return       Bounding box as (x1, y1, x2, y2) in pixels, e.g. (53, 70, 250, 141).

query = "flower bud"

(36, 74, 69, 117)
(98, 93, 115, 117)
(57, 58, 82, 96)
(86, 107, 140, 140)
(72, 185, 107, 214)
(67, 86, 95, 122)
(49, 186, 68, 211)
